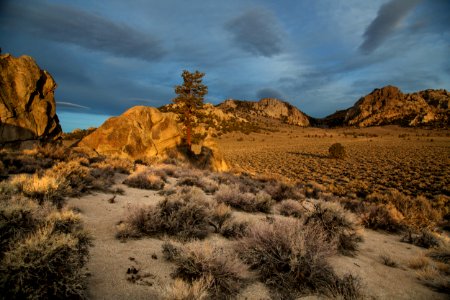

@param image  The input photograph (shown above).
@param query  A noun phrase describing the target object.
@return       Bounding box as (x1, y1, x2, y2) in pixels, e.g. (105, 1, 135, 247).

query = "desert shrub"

(163, 276, 211, 300)
(360, 204, 405, 232)
(176, 175, 219, 194)
(167, 241, 250, 298)
(12, 174, 67, 206)
(120, 187, 214, 240)
(264, 181, 304, 201)
(220, 218, 249, 239)
(329, 143, 346, 159)
(401, 230, 440, 249)
(45, 161, 94, 197)
(123, 167, 166, 190)
(36, 143, 70, 161)
(236, 218, 362, 298)
(96, 157, 133, 174)
(209, 203, 232, 233)
(304, 201, 362, 255)
(215, 184, 273, 213)
(0, 207, 91, 299)
(0, 197, 40, 256)
(366, 190, 441, 230)
(275, 199, 304, 218)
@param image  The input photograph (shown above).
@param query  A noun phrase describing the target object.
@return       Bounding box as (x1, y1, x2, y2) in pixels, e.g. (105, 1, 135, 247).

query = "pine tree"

(172, 70, 208, 152)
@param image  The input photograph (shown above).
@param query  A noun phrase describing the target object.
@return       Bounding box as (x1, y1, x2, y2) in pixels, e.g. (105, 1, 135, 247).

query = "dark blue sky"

(1, 0, 449, 131)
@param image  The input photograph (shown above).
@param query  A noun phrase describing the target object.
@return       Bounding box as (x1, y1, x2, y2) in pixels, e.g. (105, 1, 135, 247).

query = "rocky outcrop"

(0, 54, 62, 144)
(79, 106, 228, 171)
(218, 98, 310, 126)
(324, 86, 449, 127)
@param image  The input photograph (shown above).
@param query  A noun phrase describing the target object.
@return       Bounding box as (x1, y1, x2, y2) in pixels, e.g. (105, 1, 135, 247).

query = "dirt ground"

(67, 172, 448, 299)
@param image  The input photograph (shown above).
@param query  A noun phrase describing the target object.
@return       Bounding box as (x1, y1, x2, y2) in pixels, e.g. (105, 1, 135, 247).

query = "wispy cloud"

(360, 0, 422, 54)
(57, 101, 90, 110)
(225, 7, 285, 57)
(2, 2, 166, 61)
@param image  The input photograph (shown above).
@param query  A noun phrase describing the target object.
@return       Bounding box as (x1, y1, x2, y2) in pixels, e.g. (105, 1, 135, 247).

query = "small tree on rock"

(172, 70, 208, 152)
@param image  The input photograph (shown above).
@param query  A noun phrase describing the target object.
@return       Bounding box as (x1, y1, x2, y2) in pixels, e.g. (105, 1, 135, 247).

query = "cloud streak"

(225, 8, 284, 57)
(57, 102, 90, 110)
(360, 0, 422, 54)
(2, 2, 166, 61)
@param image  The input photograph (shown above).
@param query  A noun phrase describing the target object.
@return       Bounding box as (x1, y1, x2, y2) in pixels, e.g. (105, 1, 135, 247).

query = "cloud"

(359, 0, 422, 54)
(256, 88, 284, 100)
(2, 2, 166, 61)
(225, 8, 284, 57)
(57, 101, 90, 110)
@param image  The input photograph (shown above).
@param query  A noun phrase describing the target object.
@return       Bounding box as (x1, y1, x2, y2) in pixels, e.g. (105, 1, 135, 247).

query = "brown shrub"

(123, 166, 166, 190)
(162, 276, 211, 300)
(264, 181, 304, 201)
(119, 187, 214, 241)
(304, 201, 362, 255)
(220, 218, 249, 239)
(12, 174, 67, 206)
(401, 230, 441, 249)
(45, 161, 94, 197)
(360, 204, 405, 232)
(0, 207, 91, 299)
(215, 184, 273, 213)
(168, 241, 250, 298)
(236, 218, 362, 298)
(275, 199, 304, 218)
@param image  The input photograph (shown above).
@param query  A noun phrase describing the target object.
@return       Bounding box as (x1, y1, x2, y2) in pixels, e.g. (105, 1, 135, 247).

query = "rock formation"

(323, 86, 449, 127)
(0, 54, 62, 145)
(218, 98, 310, 126)
(79, 106, 228, 171)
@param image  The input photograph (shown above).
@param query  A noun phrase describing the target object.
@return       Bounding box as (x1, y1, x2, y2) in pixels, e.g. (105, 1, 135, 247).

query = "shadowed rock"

(0, 53, 62, 145)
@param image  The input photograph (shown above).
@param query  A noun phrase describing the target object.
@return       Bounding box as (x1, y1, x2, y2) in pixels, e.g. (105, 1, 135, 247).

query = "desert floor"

(67, 171, 448, 299)
(217, 125, 449, 199)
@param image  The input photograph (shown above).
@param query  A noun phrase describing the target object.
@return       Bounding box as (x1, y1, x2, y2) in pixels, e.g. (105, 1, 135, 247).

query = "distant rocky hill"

(322, 86, 449, 127)
(218, 98, 311, 127)
(0, 53, 62, 146)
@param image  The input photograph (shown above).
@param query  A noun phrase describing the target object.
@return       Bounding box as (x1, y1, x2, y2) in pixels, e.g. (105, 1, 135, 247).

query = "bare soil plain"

(217, 125, 450, 200)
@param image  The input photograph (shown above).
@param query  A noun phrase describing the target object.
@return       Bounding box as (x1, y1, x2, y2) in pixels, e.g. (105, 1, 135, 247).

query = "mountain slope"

(323, 86, 449, 127)
(217, 98, 310, 127)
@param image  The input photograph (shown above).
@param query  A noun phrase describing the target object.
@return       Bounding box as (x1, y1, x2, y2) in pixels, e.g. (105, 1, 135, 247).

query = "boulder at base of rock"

(0, 54, 62, 145)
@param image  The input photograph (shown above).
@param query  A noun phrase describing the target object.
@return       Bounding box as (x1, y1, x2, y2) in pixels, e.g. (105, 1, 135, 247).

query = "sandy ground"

(67, 174, 448, 300)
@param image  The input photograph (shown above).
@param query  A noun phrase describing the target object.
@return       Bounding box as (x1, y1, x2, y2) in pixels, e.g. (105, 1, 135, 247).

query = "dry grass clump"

(164, 241, 250, 298)
(209, 203, 232, 233)
(379, 254, 398, 268)
(215, 184, 273, 213)
(92, 156, 133, 174)
(304, 201, 362, 255)
(162, 276, 212, 300)
(236, 218, 362, 299)
(11, 173, 67, 206)
(118, 187, 215, 241)
(0, 197, 91, 299)
(45, 160, 94, 197)
(275, 199, 305, 218)
(123, 166, 166, 190)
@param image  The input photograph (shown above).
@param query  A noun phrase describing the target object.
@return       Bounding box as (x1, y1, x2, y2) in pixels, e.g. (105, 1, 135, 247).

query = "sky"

(1, 0, 449, 132)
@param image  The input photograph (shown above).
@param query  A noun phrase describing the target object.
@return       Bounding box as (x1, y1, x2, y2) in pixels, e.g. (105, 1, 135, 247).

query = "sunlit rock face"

(218, 98, 310, 126)
(343, 86, 450, 127)
(79, 106, 229, 171)
(0, 54, 62, 145)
